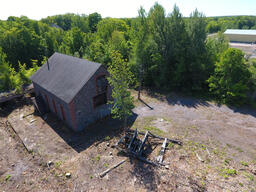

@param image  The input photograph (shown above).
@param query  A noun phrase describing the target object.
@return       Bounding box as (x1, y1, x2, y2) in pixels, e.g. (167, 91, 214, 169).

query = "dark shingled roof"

(31, 52, 101, 103)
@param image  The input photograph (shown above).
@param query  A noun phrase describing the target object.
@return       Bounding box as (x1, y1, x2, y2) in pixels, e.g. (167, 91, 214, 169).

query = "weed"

(5, 175, 11, 181)
(168, 142, 174, 148)
(235, 147, 243, 153)
(242, 172, 255, 182)
(96, 154, 101, 161)
(224, 158, 232, 165)
(90, 175, 93, 179)
(225, 168, 237, 176)
(104, 163, 109, 168)
(239, 182, 243, 187)
(143, 126, 164, 136)
(104, 136, 111, 141)
(240, 161, 249, 167)
(226, 143, 232, 148)
(55, 161, 62, 168)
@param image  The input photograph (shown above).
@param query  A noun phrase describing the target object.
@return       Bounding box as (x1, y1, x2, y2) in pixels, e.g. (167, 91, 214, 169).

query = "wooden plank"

(99, 159, 127, 178)
(138, 131, 148, 155)
(156, 138, 167, 163)
(128, 129, 137, 150)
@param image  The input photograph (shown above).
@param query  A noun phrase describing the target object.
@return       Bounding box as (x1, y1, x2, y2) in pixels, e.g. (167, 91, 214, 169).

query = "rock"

(106, 143, 110, 147)
(165, 165, 169, 169)
(65, 172, 71, 178)
(109, 152, 113, 156)
(47, 161, 53, 167)
(160, 118, 164, 122)
(30, 119, 36, 123)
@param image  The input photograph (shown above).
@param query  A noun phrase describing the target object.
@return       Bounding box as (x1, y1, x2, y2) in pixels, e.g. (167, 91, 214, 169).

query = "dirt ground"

(0, 92, 256, 192)
(229, 42, 256, 58)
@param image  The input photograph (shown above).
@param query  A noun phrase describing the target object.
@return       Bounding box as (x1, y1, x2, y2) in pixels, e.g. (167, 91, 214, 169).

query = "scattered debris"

(65, 172, 71, 178)
(29, 119, 36, 123)
(206, 147, 211, 156)
(47, 161, 54, 167)
(22, 112, 34, 118)
(195, 152, 204, 162)
(99, 159, 127, 178)
(116, 129, 182, 166)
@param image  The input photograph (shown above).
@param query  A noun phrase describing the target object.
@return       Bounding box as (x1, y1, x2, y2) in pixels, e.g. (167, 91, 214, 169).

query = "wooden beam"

(156, 138, 167, 163)
(99, 159, 127, 178)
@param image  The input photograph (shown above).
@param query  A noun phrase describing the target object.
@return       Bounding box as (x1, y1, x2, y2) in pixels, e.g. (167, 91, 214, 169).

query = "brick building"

(31, 52, 111, 131)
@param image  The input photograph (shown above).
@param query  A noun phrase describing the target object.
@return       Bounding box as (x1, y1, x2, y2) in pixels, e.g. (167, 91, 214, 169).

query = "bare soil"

(229, 42, 256, 58)
(0, 92, 256, 192)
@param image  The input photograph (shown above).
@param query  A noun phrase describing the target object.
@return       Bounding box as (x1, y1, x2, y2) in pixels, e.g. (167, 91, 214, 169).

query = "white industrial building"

(224, 29, 256, 43)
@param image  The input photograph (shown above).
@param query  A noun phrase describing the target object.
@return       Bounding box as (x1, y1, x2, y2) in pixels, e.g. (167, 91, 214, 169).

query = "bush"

(208, 48, 251, 105)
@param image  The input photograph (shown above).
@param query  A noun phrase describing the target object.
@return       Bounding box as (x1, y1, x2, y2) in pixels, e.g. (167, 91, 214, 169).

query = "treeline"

(206, 16, 256, 33)
(0, 3, 256, 105)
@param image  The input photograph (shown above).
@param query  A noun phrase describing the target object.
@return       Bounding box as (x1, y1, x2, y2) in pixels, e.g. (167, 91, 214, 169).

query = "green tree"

(97, 18, 129, 41)
(107, 51, 134, 128)
(88, 12, 102, 33)
(0, 48, 13, 91)
(208, 48, 251, 105)
(186, 9, 208, 91)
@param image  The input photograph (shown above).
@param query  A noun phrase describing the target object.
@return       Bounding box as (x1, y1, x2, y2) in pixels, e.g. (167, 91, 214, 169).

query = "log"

(99, 159, 127, 178)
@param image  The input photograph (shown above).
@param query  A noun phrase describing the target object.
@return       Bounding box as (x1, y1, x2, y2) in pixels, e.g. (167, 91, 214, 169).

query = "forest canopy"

(0, 3, 256, 106)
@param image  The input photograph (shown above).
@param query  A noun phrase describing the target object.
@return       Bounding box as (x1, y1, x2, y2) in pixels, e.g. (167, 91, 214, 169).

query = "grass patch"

(96, 155, 101, 161)
(242, 171, 255, 182)
(235, 147, 243, 153)
(5, 175, 11, 182)
(240, 161, 249, 167)
(143, 126, 165, 136)
(55, 161, 62, 168)
(168, 142, 174, 148)
(104, 136, 111, 141)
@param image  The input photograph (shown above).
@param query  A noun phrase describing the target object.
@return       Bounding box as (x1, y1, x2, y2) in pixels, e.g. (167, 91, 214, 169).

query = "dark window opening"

(96, 75, 108, 94)
(93, 93, 107, 108)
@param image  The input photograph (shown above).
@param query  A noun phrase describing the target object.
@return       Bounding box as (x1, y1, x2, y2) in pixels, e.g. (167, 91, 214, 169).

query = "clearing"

(0, 91, 255, 191)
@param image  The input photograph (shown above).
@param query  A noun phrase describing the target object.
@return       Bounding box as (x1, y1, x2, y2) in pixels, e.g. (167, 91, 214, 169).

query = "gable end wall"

(72, 66, 112, 131)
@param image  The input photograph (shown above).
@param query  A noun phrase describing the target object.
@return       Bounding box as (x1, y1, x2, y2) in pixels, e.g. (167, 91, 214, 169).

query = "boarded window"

(93, 93, 107, 108)
(45, 94, 49, 108)
(60, 104, 66, 120)
(52, 99, 57, 113)
(96, 75, 108, 94)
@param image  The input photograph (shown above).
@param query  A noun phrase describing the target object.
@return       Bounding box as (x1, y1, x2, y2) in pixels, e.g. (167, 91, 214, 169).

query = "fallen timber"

(126, 129, 182, 145)
(115, 129, 182, 166)
(99, 159, 127, 178)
